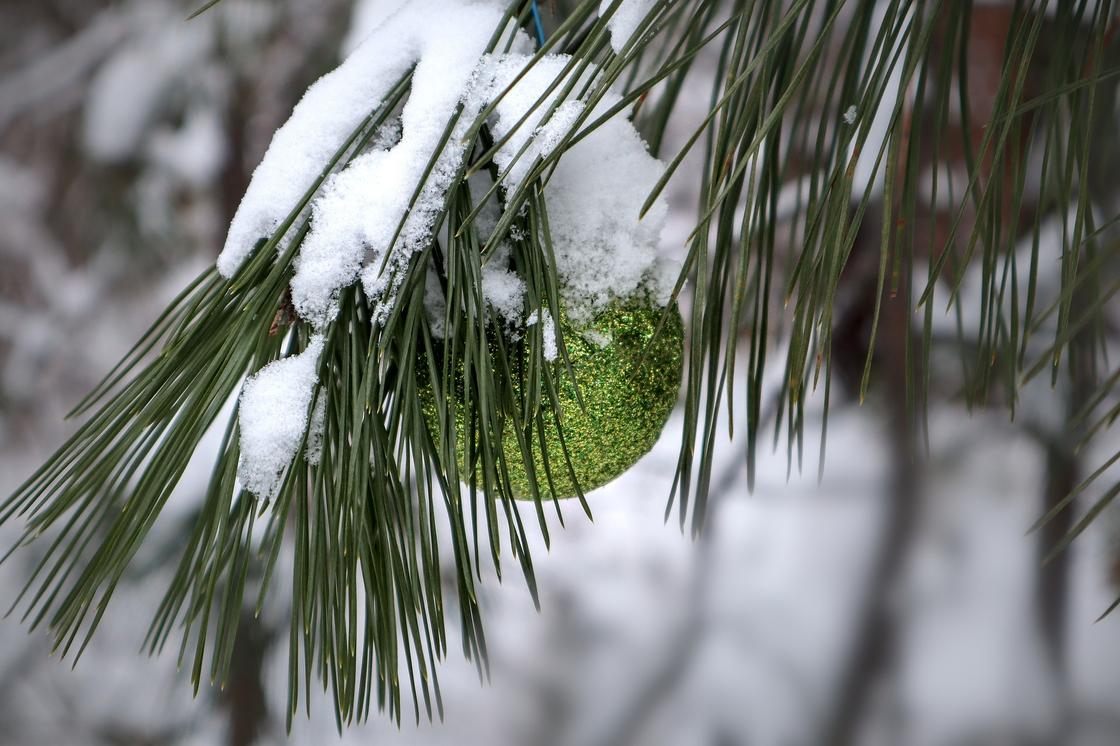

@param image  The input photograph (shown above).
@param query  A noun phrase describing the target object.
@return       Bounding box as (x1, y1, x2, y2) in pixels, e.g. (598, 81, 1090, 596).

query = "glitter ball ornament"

(429, 301, 684, 499)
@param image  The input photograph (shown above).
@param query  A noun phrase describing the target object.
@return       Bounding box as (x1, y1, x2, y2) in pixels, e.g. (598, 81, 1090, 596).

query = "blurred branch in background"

(0, 2, 352, 745)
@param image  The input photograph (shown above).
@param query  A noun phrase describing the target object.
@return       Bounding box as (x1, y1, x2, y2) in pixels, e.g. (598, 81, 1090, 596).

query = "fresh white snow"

(229, 0, 674, 496)
(481, 243, 528, 330)
(215, 4, 422, 278)
(527, 307, 558, 361)
(295, 2, 510, 327)
(470, 51, 672, 321)
(225, 0, 671, 331)
(599, 0, 655, 53)
(237, 335, 324, 500)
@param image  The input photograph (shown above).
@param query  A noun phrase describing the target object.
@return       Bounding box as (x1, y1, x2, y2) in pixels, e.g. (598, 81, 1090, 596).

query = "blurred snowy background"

(1, 1, 1119, 745)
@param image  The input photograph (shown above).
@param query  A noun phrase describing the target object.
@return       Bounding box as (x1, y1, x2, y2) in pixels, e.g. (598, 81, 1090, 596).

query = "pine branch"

(4, 0, 1120, 729)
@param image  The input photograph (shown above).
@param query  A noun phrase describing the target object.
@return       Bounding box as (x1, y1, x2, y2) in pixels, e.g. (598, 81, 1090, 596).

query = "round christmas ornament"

(428, 300, 684, 500)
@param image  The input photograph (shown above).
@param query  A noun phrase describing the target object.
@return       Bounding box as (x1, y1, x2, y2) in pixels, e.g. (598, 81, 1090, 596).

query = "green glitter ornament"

(427, 301, 684, 500)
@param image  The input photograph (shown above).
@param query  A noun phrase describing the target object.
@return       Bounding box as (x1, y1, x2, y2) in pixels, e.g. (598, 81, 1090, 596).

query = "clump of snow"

(468, 53, 589, 188)
(263, 1, 507, 326)
(425, 243, 525, 339)
(342, 0, 408, 55)
(225, 0, 670, 331)
(220, 0, 533, 307)
(472, 52, 671, 320)
(536, 95, 670, 317)
(842, 105, 857, 125)
(599, 0, 655, 53)
(216, 6, 422, 278)
(528, 308, 559, 361)
(536, 100, 586, 155)
(237, 335, 324, 500)
(583, 328, 612, 347)
(481, 243, 527, 330)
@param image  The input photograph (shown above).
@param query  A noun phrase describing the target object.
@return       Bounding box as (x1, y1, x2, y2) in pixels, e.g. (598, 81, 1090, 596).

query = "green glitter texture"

(427, 302, 684, 500)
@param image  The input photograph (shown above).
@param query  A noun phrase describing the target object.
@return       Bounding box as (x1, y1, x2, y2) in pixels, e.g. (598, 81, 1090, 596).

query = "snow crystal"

(843, 105, 857, 125)
(599, 0, 655, 53)
(237, 335, 324, 500)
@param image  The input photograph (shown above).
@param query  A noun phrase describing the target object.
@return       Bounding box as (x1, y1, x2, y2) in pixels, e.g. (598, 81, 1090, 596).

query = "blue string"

(530, 0, 546, 47)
